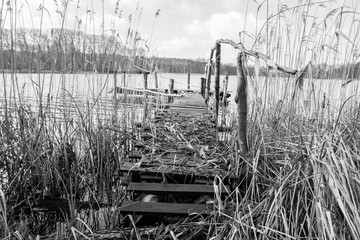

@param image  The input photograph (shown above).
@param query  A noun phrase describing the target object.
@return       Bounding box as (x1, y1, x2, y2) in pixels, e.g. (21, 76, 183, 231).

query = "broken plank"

(120, 200, 210, 216)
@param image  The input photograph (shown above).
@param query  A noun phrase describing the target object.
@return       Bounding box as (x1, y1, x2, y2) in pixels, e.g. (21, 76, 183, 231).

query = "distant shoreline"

(1, 70, 359, 81)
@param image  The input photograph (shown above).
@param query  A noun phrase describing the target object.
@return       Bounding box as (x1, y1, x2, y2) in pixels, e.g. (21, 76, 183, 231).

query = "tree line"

(0, 28, 359, 79)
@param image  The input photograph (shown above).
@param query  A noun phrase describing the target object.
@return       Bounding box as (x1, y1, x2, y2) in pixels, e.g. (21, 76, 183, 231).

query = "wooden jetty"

(170, 93, 208, 116)
(119, 90, 233, 220)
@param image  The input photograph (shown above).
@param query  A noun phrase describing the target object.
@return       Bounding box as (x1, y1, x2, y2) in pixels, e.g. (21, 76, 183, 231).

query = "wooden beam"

(142, 72, 148, 126)
(216, 38, 297, 75)
(221, 73, 229, 126)
(155, 71, 159, 89)
(112, 61, 118, 121)
(118, 70, 151, 74)
(120, 201, 210, 216)
(214, 43, 221, 129)
(205, 47, 215, 106)
(200, 77, 206, 98)
(168, 78, 174, 103)
(127, 182, 229, 195)
(122, 72, 126, 87)
(119, 162, 235, 180)
(187, 73, 191, 89)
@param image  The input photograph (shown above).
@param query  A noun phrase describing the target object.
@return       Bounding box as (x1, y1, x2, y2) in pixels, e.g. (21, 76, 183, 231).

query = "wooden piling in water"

(143, 72, 149, 126)
(235, 53, 248, 153)
(155, 72, 159, 89)
(123, 72, 126, 87)
(113, 61, 118, 122)
(214, 43, 221, 127)
(221, 73, 228, 126)
(200, 77, 206, 98)
(187, 73, 191, 89)
(205, 48, 215, 106)
(169, 78, 174, 103)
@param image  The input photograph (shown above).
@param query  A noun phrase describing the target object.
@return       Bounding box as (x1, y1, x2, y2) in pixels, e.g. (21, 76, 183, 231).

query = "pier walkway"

(119, 91, 233, 219)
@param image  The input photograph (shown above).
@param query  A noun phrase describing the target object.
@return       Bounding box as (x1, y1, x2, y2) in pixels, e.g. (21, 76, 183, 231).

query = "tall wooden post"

(123, 72, 126, 87)
(113, 61, 118, 122)
(214, 43, 221, 127)
(221, 73, 229, 126)
(155, 71, 159, 89)
(205, 48, 215, 106)
(187, 73, 191, 89)
(168, 78, 174, 103)
(200, 77, 206, 98)
(235, 53, 248, 153)
(142, 72, 148, 126)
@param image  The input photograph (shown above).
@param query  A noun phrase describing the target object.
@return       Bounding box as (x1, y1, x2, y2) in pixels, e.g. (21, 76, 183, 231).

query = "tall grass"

(1, 0, 360, 239)
(0, 0, 160, 238)
(220, 0, 360, 239)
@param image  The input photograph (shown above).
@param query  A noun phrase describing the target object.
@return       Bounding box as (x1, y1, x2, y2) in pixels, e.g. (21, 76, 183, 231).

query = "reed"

(0, 0, 159, 238)
(1, 0, 360, 239)
(217, 0, 360, 239)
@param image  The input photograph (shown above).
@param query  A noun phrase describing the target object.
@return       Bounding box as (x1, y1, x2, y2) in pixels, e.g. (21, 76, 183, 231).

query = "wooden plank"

(127, 182, 229, 195)
(169, 108, 207, 116)
(120, 201, 210, 216)
(140, 174, 163, 182)
(128, 151, 142, 159)
(119, 162, 233, 179)
(170, 93, 208, 116)
(170, 105, 207, 110)
(172, 94, 206, 108)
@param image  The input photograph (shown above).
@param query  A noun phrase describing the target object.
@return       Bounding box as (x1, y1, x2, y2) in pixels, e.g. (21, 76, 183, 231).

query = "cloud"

(187, 11, 245, 41)
(221, 0, 239, 10)
(157, 37, 191, 56)
(184, 11, 266, 62)
(177, 1, 201, 16)
(187, 11, 264, 43)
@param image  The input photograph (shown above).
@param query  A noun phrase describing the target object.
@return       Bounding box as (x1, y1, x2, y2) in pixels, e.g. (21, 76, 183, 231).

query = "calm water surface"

(0, 72, 359, 122)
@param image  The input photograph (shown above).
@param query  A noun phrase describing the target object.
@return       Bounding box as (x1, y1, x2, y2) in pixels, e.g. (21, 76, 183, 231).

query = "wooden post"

(168, 78, 174, 103)
(221, 73, 229, 126)
(113, 61, 118, 122)
(155, 71, 159, 89)
(205, 48, 215, 106)
(235, 53, 248, 153)
(142, 72, 148, 126)
(187, 73, 191, 89)
(214, 43, 221, 128)
(123, 72, 126, 87)
(200, 77, 206, 98)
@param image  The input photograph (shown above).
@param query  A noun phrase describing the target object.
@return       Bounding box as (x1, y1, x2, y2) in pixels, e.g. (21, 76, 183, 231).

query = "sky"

(3, 0, 359, 64)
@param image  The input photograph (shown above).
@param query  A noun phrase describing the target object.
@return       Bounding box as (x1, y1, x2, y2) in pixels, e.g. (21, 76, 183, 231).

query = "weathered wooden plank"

(170, 105, 207, 110)
(120, 201, 210, 216)
(171, 93, 206, 108)
(128, 151, 142, 159)
(119, 162, 232, 179)
(169, 109, 207, 117)
(127, 182, 229, 195)
(170, 93, 208, 116)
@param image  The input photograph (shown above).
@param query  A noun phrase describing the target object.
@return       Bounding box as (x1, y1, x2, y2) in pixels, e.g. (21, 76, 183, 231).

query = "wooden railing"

(205, 39, 299, 154)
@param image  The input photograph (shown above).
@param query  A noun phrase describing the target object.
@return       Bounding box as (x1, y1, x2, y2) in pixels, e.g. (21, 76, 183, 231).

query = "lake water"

(0, 72, 359, 123)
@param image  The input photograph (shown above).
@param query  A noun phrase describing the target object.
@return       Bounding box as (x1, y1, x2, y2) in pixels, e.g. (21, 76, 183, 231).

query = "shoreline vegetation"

(1, 0, 360, 239)
(1, 28, 359, 79)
